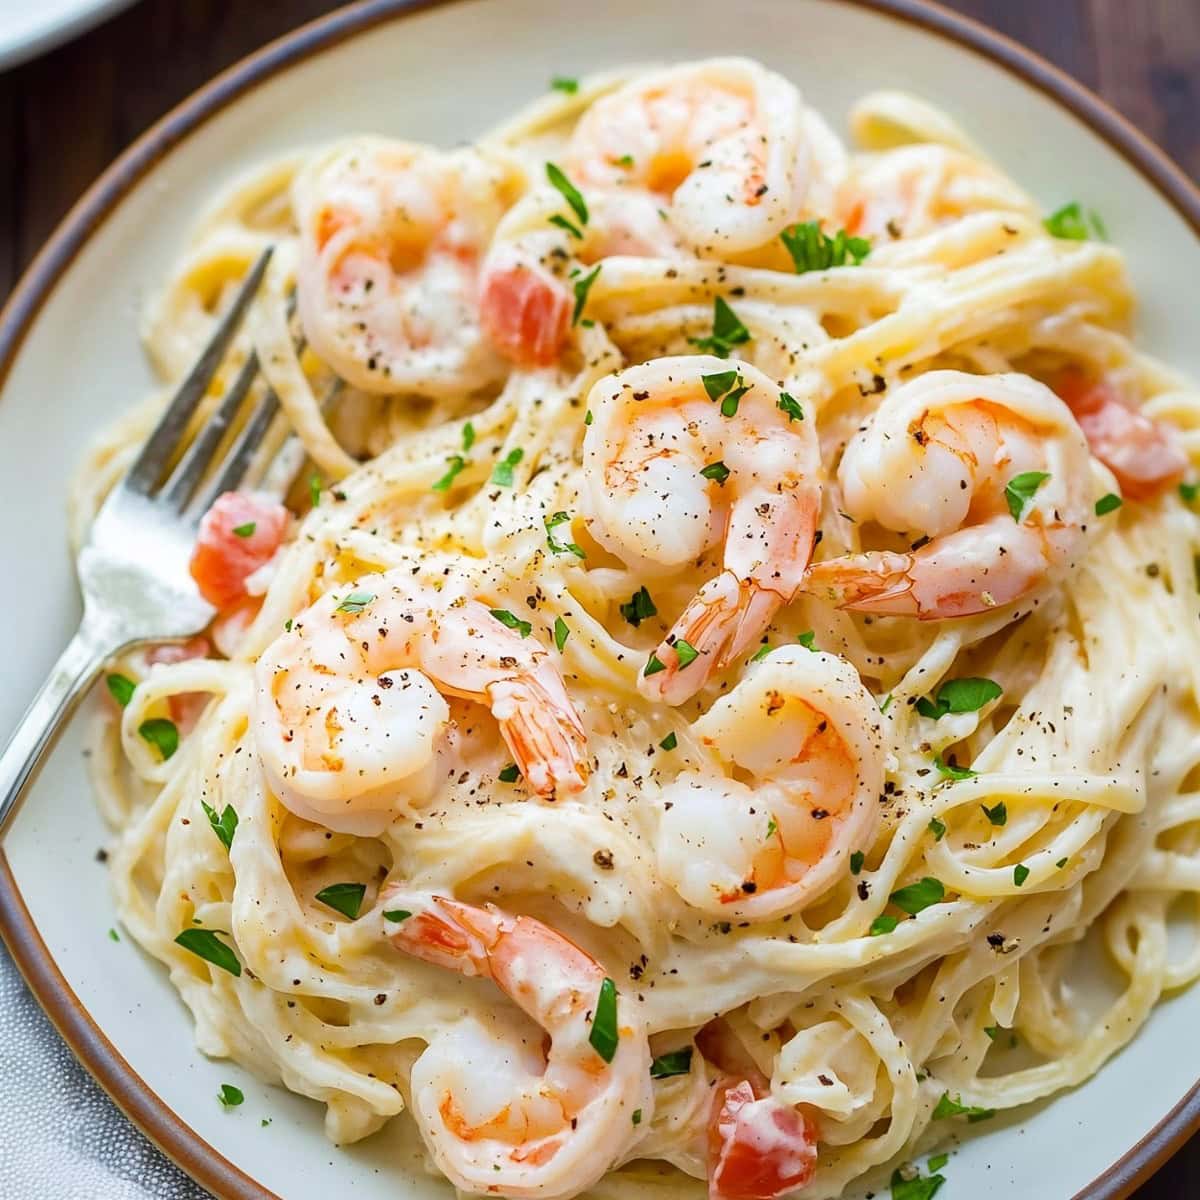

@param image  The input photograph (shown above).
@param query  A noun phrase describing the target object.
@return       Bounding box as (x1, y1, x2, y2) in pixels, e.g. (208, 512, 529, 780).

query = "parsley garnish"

(553, 616, 570, 652)
(797, 630, 817, 650)
(108, 928, 119, 942)
(498, 763, 521, 783)
(688, 297, 751, 358)
(1095, 492, 1122, 516)
(750, 643, 772, 662)
(777, 391, 804, 422)
(850, 850, 865, 875)
(201, 801, 238, 851)
(673, 639, 699, 668)
(915, 677, 1003, 720)
(491, 447, 524, 486)
(620, 586, 658, 627)
(1005, 470, 1051, 521)
(933, 753, 976, 780)
(336, 591, 375, 614)
(218, 1084, 244, 1108)
(929, 817, 947, 841)
(1180, 481, 1199, 503)
(933, 1091, 995, 1123)
(659, 732, 677, 751)
(890, 876, 945, 915)
(550, 76, 578, 94)
(545, 162, 588, 226)
(315, 882, 366, 919)
(780, 220, 871, 273)
(701, 369, 750, 417)
(981, 801, 1007, 827)
(588, 977, 619, 1063)
(232, 522, 256, 538)
(174, 928, 241, 976)
(870, 914, 899, 936)
(879, 693, 893, 713)
(649, 1047, 693, 1078)
(1044, 201, 1106, 241)
(766, 818, 778, 838)
(106, 673, 136, 707)
(1056, 856, 1069, 869)
(700, 460, 730, 485)
(383, 909, 412, 923)
(491, 609, 532, 638)
(1013, 863, 1030, 887)
(432, 455, 466, 492)
(462, 422, 475, 452)
(644, 652, 666, 677)
(545, 511, 586, 558)
(309, 473, 322, 508)
(890, 1167, 945, 1200)
(615, 154, 634, 168)
(548, 213, 584, 239)
(138, 718, 179, 761)
(927, 1154, 950, 1173)
(572, 264, 601, 326)
(632, 1108, 642, 1125)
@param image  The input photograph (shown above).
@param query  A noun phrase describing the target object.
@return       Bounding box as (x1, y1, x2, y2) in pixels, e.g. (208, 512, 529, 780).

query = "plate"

(0, 0, 135, 71)
(1, 2, 1198, 1198)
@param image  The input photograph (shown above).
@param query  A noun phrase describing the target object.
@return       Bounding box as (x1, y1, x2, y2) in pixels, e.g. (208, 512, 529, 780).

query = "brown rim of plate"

(0, 1, 1197, 1197)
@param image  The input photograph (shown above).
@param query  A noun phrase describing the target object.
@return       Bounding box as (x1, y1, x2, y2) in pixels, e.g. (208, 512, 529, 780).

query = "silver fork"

(0, 246, 284, 836)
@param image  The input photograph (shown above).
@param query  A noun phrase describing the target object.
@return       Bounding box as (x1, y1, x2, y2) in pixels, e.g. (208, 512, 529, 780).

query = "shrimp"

(581, 356, 821, 706)
(698, 1019, 818, 1200)
(657, 646, 884, 920)
(253, 569, 588, 835)
(1054, 367, 1186, 501)
(189, 490, 289, 610)
(480, 187, 692, 367)
(294, 138, 518, 397)
(836, 144, 1035, 241)
(565, 59, 810, 255)
(804, 370, 1093, 618)
(382, 890, 653, 1200)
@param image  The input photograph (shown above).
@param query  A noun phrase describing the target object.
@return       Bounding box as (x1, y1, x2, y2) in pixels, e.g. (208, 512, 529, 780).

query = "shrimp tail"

(802, 551, 921, 617)
(639, 573, 786, 706)
(382, 892, 499, 978)
(489, 678, 590, 797)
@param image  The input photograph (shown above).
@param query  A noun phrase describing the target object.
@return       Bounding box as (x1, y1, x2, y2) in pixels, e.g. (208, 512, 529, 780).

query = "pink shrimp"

(383, 891, 653, 1200)
(189, 491, 289, 611)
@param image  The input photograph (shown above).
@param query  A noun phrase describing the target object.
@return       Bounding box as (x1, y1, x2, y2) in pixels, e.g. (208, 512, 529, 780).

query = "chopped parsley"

(336, 591, 375, 615)
(232, 522, 256, 538)
(218, 1084, 244, 1108)
(750, 643, 772, 662)
(780, 220, 871, 273)
(659, 732, 677, 751)
(870, 914, 899, 936)
(1013, 863, 1030, 887)
(462, 422, 475, 452)
(490, 609, 532, 638)
(1005, 470, 1050, 522)
(632, 1108, 643, 1125)
(309, 473, 322, 508)
(548, 213, 584, 239)
(879, 693, 893, 713)
(890, 876, 945, 916)
(1044, 201, 1106, 241)
(1180, 481, 1199, 503)
(700, 460, 730, 485)
(553, 616, 570, 652)
(108, 928, 119, 942)
(915, 677, 1002, 719)
(491, 447, 525, 487)
(615, 154, 634, 168)
(383, 909, 412, 923)
(927, 1153, 950, 1173)
(1056, 856, 1069, 869)
(700, 369, 750, 417)
(981, 801, 1007, 827)
(673, 639, 700, 668)
(174, 928, 241, 976)
(138, 718, 179, 762)
(688, 296, 751, 358)
(797, 630, 817, 650)
(933, 753, 976, 781)
(644, 652, 666, 677)
(545, 511, 586, 558)
(1095, 492, 1122, 516)
(498, 763, 521, 783)
(777, 391, 805, 422)
(550, 76, 578, 94)
(315, 882, 366, 920)
(432, 455, 466, 492)
(572, 264, 602, 326)
(545, 162, 588, 226)
(201, 801, 238, 851)
(850, 850, 865, 875)
(620, 586, 658, 627)
(932, 1091, 995, 1123)
(649, 1047, 693, 1078)
(929, 817, 947, 842)
(106, 673, 136, 707)
(891, 1167, 945, 1200)
(588, 977, 619, 1063)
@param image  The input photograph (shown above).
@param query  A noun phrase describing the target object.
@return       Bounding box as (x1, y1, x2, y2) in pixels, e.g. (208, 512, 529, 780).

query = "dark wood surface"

(0, 1, 1197, 1197)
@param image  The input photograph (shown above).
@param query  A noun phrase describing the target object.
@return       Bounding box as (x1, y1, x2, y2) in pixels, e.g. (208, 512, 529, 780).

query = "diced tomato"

(1055, 368, 1187, 501)
(708, 1078, 818, 1200)
(189, 491, 290, 610)
(479, 254, 572, 367)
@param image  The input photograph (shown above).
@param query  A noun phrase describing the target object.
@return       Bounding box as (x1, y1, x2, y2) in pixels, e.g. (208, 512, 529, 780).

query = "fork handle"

(0, 624, 114, 838)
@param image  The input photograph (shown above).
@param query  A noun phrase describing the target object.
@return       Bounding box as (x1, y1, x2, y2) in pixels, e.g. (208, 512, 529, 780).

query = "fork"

(0, 246, 284, 837)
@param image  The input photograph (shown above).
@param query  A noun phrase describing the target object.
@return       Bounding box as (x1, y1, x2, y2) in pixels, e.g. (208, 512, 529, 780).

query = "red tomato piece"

(189, 492, 289, 610)
(479, 254, 572, 367)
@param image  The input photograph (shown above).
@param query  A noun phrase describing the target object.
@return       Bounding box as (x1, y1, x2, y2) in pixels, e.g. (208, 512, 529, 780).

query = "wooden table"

(0, 1, 1197, 1197)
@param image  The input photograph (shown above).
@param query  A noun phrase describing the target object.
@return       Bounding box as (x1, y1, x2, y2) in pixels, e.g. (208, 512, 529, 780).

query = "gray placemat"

(0, 942, 211, 1199)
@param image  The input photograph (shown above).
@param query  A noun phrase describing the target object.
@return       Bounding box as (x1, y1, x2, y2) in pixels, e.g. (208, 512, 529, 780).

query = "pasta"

(77, 58, 1200, 1200)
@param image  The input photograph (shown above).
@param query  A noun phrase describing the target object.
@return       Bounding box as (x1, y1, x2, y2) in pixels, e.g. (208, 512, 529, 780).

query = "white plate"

(1, 2, 1198, 1198)
(0, 0, 134, 71)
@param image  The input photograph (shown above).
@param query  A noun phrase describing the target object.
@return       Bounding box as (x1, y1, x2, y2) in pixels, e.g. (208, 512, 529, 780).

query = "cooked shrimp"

(1054, 367, 1186, 501)
(189, 490, 290, 610)
(253, 569, 588, 835)
(480, 186, 692, 367)
(657, 646, 884, 921)
(582, 356, 821, 705)
(804, 370, 1092, 618)
(382, 891, 653, 1200)
(837, 144, 1035, 241)
(695, 1019, 819, 1200)
(294, 138, 517, 396)
(566, 59, 809, 255)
